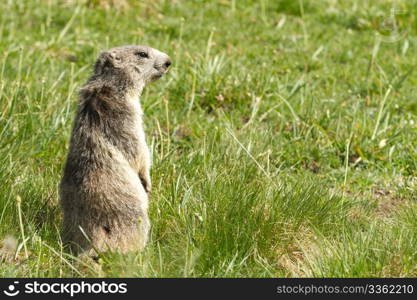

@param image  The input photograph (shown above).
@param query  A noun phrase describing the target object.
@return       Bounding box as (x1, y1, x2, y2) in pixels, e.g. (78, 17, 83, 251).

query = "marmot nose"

(163, 57, 172, 69)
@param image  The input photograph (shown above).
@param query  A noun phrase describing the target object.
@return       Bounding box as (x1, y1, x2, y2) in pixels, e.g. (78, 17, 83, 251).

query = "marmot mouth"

(150, 73, 164, 81)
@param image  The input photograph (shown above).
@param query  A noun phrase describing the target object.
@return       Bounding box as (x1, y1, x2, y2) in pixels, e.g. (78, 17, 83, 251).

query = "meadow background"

(0, 0, 416, 277)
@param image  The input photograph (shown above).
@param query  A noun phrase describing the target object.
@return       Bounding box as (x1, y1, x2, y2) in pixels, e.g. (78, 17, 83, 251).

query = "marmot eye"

(136, 51, 149, 58)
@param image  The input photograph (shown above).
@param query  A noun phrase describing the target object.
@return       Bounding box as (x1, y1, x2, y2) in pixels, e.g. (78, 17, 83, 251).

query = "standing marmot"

(59, 45, 171, 255)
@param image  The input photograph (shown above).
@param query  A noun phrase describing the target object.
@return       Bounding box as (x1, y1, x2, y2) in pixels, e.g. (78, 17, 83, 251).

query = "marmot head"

(93, 45, 171, 88)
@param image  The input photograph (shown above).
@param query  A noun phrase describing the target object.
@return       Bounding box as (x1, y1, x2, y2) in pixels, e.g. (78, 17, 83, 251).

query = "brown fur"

(59, 45, 171, 255)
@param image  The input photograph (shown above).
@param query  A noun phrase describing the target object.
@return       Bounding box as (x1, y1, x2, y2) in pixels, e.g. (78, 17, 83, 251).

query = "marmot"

(59, 45, 171, 255)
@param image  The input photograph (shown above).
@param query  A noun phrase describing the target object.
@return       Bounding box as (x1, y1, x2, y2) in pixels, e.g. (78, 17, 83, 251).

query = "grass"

(0, 0, 416, 277)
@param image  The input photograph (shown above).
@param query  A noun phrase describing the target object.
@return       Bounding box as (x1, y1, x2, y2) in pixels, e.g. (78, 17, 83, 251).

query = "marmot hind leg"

(65, 213, 150, 256)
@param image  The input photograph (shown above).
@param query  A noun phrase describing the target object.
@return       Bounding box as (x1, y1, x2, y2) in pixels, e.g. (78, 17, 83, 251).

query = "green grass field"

(0, 0, 416, 277)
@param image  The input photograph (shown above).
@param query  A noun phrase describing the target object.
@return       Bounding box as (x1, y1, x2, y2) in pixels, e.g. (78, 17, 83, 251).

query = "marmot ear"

(94, 51, 122, 73)
(107, 51, 123, 67)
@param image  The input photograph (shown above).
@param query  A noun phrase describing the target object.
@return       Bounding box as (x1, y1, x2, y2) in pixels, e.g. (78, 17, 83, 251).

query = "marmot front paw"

(139, 174, 152, 193)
